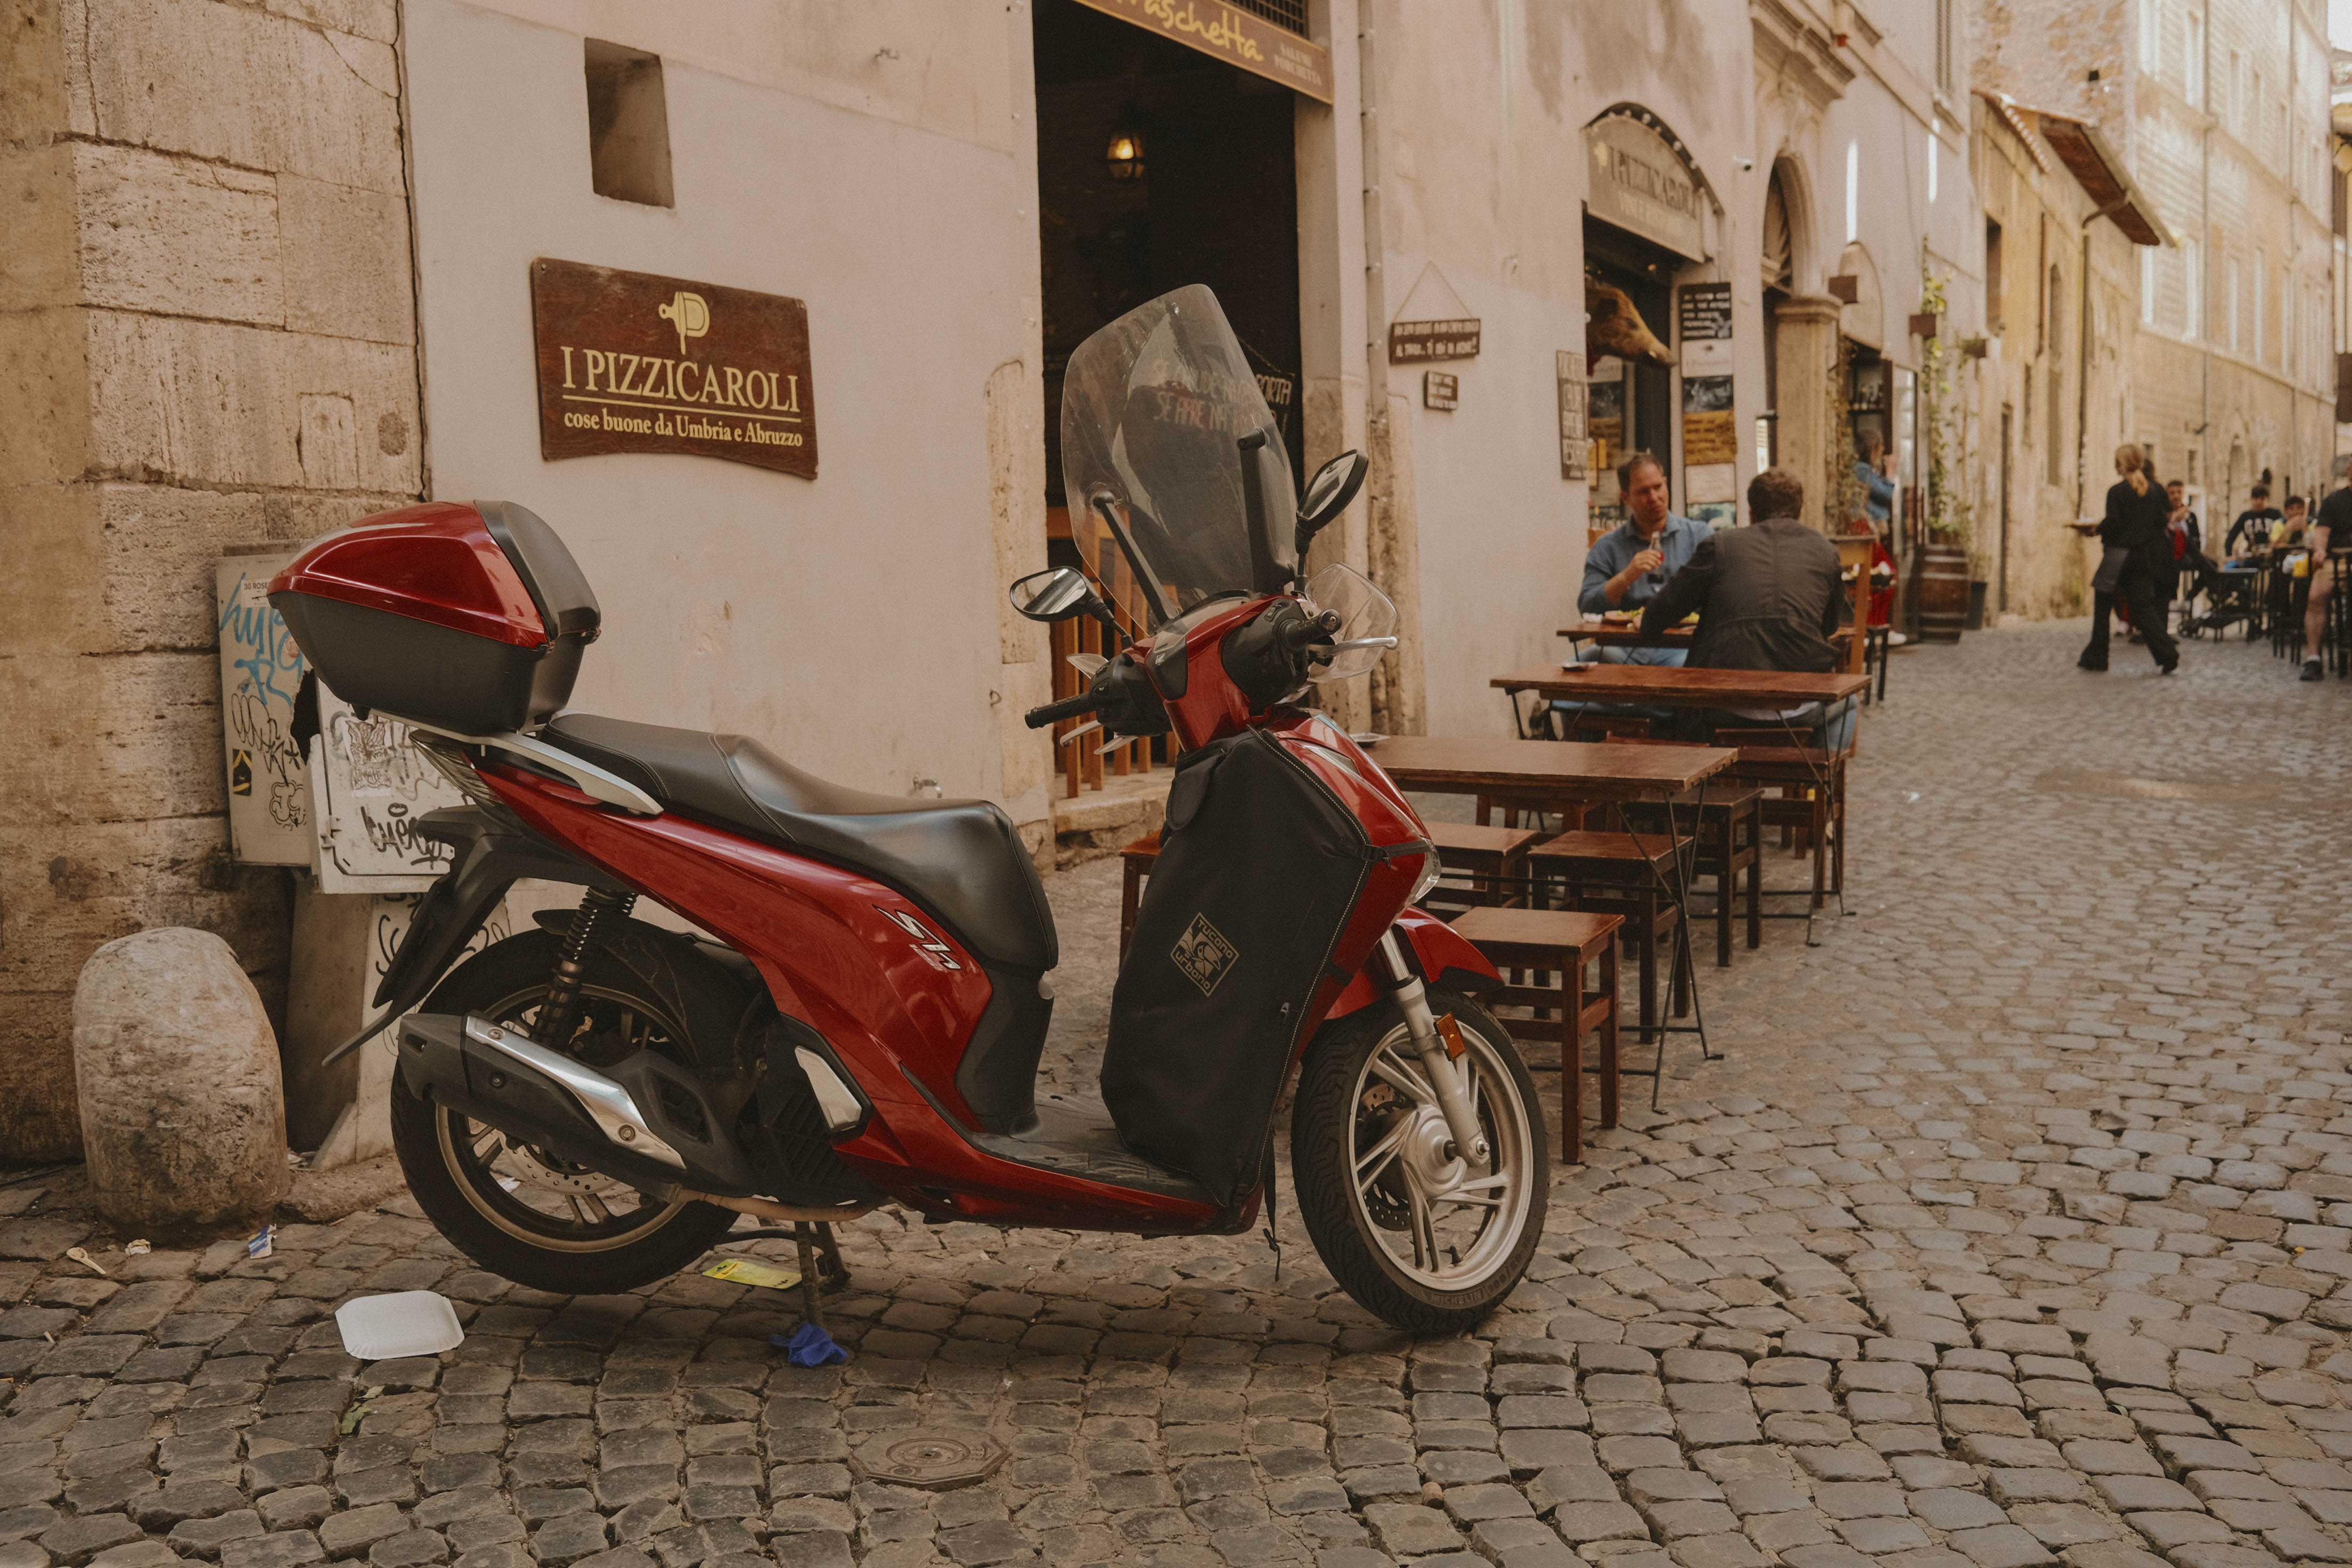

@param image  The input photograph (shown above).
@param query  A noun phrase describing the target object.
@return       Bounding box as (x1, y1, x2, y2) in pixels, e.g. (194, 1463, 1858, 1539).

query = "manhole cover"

(852, 1430, 1007, 1490)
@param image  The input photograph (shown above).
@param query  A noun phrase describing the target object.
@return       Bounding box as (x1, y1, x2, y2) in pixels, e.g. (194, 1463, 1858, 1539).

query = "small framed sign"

(1423, 371, 1459, 411)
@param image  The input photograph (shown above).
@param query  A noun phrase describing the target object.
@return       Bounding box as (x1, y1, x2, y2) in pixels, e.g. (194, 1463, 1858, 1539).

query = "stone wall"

(1979, 0, 2337, 512)
(0, 0, 421, 1159)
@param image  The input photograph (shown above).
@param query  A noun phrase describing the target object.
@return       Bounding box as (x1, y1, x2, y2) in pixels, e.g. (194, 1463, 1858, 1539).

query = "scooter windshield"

(1060, 287, 1296, 627)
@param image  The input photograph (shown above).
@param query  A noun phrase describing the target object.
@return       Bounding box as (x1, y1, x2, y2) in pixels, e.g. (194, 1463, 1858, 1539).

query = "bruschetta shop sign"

(529, 258, 818, 479)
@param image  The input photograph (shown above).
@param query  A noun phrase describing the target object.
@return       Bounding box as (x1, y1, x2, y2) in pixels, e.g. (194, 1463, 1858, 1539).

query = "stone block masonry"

(0, 0, 423, 1158)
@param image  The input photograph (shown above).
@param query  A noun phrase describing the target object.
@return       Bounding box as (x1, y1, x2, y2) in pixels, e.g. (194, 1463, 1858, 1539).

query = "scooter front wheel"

(1291, 990, 1547, 1335)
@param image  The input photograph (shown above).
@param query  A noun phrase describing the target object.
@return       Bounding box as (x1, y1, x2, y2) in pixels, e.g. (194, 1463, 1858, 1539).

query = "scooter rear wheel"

(1291, 990, 1547, 1335)
(388, 931, 742, 1295)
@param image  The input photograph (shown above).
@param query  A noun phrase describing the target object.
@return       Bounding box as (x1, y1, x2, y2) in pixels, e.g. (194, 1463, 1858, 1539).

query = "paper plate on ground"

(336, 1291, 463, 1360)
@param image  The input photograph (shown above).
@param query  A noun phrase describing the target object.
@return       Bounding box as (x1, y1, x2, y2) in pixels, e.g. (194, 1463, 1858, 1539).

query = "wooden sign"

(1555, 353, 1587, 480)
(1423, 371, 1459, 411)
(1387, 318, 1482, 364)
(1587, 110, 1708, 263)
(530, 258, 817, 479)
(1065, 0, 1333, 103)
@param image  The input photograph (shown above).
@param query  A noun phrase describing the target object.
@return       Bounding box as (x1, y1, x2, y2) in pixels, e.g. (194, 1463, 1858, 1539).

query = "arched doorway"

(1581, 105, 1724, 532)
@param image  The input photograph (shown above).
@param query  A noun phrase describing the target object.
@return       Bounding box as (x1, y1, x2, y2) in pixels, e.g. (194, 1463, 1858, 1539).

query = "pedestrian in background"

(1855, 432, 1895, 530)
(2225, 481, 2282, 560)
(2079, 443, 2179, 675)
(2300, 478, 2348, 681)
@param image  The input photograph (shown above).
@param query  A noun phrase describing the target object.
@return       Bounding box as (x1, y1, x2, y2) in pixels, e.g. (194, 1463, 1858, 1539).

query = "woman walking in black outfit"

(2079, 443, 2180, 674)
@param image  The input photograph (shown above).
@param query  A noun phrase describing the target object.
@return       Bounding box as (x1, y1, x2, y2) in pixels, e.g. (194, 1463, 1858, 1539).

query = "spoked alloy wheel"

(1293, 990, 1547, 1335)
(389, 931, 741, 1293)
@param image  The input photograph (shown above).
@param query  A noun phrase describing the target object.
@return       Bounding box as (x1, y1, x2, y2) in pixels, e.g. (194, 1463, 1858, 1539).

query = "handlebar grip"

(1277, 609, 1341, 651)
(1024, 691, 1101, 730)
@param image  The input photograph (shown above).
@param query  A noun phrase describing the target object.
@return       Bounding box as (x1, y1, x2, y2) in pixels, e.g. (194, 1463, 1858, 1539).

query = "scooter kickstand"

(794, 1224, 826, 1333)
(814, 1222, 850, 1291)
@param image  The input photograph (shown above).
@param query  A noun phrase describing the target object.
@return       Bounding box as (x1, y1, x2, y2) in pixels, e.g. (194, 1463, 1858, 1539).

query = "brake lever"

(1319, 636, 1400, 656)
(1056, 721, 1102, 748)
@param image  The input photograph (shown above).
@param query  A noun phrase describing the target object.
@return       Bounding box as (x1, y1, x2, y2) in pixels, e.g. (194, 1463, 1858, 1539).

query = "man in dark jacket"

(1639, 467, 1853, 747)
(1639, 467, 1843, 671)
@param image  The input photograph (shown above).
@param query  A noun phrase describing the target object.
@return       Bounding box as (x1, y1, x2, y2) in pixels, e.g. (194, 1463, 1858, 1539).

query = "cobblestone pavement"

(4, 620, 2351, 1568)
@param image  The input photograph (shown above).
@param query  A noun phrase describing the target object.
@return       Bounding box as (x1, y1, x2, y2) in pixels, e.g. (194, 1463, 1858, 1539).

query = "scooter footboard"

(1320, 908, 1501, 1023)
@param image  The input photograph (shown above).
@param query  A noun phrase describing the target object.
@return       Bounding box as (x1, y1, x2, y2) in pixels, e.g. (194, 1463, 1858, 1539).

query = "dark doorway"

(1582, 220, 1681, 530)
(1033, 0, 1302, 563)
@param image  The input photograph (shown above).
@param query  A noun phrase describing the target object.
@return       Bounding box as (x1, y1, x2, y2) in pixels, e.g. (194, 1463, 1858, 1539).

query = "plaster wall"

(402, 0, 1053, 836)
(1366, 0, 1762, 738)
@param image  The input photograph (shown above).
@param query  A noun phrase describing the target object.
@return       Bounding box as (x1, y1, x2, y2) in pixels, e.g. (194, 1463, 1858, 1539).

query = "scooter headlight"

(1409, 847, 1445, 907)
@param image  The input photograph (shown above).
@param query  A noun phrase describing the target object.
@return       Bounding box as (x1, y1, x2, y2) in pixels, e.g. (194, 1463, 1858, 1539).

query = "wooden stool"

(1448, 906, 1622, 1164)
(1528, 830, 1692, 1052)
(1117, 831, 1161, 959)
(1420, 821, 1540, 916)
(1617, 786, 1763, 967)
(1713, 731, 1850, 909)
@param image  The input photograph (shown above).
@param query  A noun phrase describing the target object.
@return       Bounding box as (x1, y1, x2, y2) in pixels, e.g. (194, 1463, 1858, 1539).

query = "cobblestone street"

(3, 620, 2350, 1568)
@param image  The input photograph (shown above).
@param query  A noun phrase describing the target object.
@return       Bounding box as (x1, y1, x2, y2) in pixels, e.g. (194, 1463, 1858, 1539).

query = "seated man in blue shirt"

(1577, 451, 1709, 665)
(1556, 451, 1706, 737)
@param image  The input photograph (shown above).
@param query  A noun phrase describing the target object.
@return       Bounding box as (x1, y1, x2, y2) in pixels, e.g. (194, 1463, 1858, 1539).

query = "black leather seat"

(538, 714, 1056, 973)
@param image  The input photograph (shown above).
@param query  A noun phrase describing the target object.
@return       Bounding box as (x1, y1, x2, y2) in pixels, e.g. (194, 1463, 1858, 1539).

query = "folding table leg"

(1561, 952, 1582, 1165)
(1599, 940, 1621, 1129)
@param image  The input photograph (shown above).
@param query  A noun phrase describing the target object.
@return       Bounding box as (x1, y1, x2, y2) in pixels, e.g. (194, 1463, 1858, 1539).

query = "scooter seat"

(538, 713, 1056, 972)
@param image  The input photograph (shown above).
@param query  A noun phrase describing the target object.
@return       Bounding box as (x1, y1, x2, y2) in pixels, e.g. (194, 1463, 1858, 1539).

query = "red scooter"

(272, 286, 1546, 1332)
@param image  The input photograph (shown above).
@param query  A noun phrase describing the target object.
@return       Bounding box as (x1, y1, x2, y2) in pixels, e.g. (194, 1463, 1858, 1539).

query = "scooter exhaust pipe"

(396, 1012, 697, 1187)
(397, 1012, 880, 1221)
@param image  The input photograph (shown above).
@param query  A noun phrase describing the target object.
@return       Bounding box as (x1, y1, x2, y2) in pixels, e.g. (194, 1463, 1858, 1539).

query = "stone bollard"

(72, 928, 290, 1232)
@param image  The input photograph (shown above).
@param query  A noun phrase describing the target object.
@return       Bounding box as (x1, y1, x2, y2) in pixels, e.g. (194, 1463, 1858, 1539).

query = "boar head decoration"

(1586, 275, 1676, 372)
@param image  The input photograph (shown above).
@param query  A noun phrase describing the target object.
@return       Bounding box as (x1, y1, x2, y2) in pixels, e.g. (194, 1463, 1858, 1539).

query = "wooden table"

(1371, 733, 1734, 1077)
(1494, 665, 1872, 712)
(1559, 620, 1850, 654)
(1371, 734, 1737, 811)
(1558, 619, 1694, 648)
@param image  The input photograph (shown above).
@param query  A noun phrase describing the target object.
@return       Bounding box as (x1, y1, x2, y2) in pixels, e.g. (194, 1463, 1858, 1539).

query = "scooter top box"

(271, 500, 600, 738)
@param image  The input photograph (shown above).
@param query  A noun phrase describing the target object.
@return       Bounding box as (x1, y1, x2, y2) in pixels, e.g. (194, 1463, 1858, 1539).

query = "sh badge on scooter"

(876, 907, 961, 971)
(1172, 913, 1239, 997)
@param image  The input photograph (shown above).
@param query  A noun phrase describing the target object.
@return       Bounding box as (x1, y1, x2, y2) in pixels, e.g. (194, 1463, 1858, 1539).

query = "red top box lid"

(270, 501, 595, 649)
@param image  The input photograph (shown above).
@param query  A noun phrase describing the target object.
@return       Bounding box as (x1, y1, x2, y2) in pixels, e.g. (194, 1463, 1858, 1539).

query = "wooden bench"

(1448, 906, 1622, 1164)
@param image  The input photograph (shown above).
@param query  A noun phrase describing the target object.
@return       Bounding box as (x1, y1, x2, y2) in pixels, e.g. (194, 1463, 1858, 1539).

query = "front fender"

(1322, 907, 1501, 1021)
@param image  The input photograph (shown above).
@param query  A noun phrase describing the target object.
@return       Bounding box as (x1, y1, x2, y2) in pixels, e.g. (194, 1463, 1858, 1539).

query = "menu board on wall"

(1556, 353, 1586, 480)
(1682, 374, 1737, 467)
(1677, 281, 1734, 375)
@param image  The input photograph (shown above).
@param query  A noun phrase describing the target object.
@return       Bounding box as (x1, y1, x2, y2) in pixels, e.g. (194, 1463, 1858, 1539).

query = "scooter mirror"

(1295, 450, 1368, 557)
(1010, 566, 1112, 627)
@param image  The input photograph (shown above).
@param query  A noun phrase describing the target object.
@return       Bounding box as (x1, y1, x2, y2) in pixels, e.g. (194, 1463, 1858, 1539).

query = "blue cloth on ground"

(772, 1322, 848, 1367)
